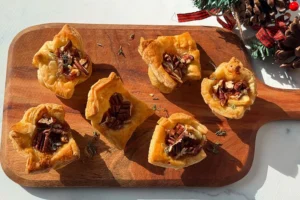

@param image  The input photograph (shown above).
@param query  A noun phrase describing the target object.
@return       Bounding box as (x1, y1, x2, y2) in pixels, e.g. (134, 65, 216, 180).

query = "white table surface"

(0, 0, 300, 199)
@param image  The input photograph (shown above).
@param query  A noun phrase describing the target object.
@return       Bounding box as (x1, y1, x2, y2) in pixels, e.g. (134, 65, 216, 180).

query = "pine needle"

(193, 0, 240, 12)
(249, 38, 275, 60)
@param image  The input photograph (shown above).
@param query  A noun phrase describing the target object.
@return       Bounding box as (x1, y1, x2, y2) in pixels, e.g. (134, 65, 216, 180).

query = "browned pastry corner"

(148, 113, 207, 169)
(138, 32, 201, 93)
(85, 72, 154, 150)
(201, 57, 257, 119)
(9, 103, 80, 173)
(32, 24, 92, 99)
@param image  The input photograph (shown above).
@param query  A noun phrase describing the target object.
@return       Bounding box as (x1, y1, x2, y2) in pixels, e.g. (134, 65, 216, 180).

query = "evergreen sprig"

(250, 38, 275, 60)
(193, 0, 240, 12)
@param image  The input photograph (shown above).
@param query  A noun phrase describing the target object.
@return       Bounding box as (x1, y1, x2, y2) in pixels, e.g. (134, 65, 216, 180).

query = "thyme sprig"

(85, 141, 97, 158)
(206, 142, 222, 154)
(84, 131, 100, 158)
(215, 129, 226, 136)
(152, 104, 169, 117)
(118, 46, 125, 57)
(129, 33, 135, 40)
(152, 104, 157, 111)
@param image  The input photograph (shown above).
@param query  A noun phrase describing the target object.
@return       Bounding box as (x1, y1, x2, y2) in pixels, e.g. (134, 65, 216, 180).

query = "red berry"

(289, 1, 299, 11)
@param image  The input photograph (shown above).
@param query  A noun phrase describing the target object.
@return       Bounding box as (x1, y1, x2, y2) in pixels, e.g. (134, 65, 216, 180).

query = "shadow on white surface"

(229, 121, 300, 200)
(251, 56, 299, 88)
(21, 121, 300, 200)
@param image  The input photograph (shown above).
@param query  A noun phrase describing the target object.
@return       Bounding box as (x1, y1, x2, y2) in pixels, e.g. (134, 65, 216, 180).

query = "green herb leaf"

(229, 104, 236, 110)
(215, 129, 226, 136)
(129, 34, 135, 40)
(118, 46, 125, 57)
(93, 131, 99, 137)
(152, 104, 157, 111)
(206, 142, 222, 154)
(85, 141, 97, 158)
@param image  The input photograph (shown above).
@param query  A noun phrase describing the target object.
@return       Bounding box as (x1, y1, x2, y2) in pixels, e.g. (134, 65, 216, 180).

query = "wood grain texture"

(1, 23, 300, 187)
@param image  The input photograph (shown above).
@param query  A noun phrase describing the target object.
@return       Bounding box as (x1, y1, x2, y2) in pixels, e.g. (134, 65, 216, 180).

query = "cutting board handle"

(256, 80, 300, 122)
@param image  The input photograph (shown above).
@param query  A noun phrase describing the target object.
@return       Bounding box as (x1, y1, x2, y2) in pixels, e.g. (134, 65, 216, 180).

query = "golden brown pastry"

(201, 57, 257, 119)
(85, 72, 154, 149)
(138, 32, 201, 93)
(32, 24, 92, 99)
(148, 113, 207, 169)
(9, 103, 80, 173)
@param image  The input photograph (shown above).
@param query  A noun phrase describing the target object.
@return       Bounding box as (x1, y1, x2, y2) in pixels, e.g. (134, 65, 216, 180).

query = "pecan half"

(162, 53, 194, 84)
(56, 40, 90, 80)
(74, 59, 89, 75)
(101, 93, 132, 130)
(213, 79, 249, 106)
(32, 114, 69, 153)
(164, 123, 202, 159)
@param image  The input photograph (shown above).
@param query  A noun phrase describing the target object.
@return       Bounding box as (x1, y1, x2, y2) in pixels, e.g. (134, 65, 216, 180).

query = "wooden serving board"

(1, 24, 300, 187)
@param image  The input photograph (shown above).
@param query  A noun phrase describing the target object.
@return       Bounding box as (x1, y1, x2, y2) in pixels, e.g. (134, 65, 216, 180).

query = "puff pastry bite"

(9, 103, 80, 173)
(201, 57, 257, 119)
(138, 32, 201, 93)
(32, 24, 92, 99)
(148, 113, 207, 169)
(85, 72, 154, 149)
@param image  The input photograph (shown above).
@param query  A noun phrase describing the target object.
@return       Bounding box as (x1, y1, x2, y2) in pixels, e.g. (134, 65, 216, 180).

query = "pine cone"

(237, 0, 290, 27)
(275, 17, 300, 68)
